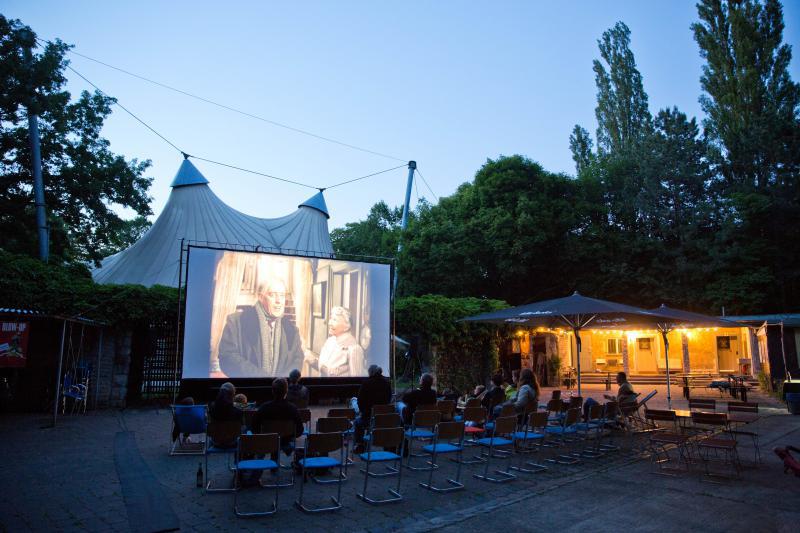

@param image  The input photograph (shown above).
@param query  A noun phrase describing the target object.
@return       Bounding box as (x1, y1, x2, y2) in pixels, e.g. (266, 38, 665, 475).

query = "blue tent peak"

(170, 159, 209, 188)
(299, 191, 329, 218)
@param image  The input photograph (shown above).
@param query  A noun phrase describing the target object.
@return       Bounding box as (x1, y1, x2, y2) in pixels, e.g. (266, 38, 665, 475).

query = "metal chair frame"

(405, 410, 441, 471)
(645, 409, 691, 476)
(473, 416, 517, 483)
(314, 417, 351, 483)
(361, 413, 403, 478)
(296, 432, 346, 513)
(357, 427, 405, 504)
(420, 421, 466, 492)
(257, 419, 297, 489)
(205, 420, 243, 493)
(510, 411, 549, 474)
(169, 404, 208, 456)
(234, 433, 280, 517)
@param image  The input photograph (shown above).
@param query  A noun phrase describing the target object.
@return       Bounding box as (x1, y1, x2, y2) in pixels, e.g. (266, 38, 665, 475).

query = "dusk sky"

(4, 1, 799, 231)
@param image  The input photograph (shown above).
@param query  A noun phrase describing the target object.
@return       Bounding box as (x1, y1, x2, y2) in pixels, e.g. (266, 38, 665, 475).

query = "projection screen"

(182, 247, 391, 379)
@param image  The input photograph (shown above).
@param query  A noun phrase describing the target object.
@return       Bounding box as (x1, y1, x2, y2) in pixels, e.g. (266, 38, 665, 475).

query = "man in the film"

(218, 279, 304, 377)
(313, 306, 365, 377)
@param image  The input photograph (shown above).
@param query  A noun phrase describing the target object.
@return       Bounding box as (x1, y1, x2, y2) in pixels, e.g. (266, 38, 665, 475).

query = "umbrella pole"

(52, 319, 67, 428)
(574, 328, 582, 397)
(660, 329, 671, 409)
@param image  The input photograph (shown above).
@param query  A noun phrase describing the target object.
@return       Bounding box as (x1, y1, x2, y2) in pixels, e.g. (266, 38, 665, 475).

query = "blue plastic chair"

(296, 432, 346, 513)
(357, 427, 405, 504)
(419, 421, 466, 492)
(473, 416, 517, 483)
(234, 433, 280, 517)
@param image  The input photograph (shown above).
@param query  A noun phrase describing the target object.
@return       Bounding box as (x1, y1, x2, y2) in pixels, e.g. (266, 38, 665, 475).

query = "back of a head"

(368, 364, 382, 378)
(519, 368, 533, 386)
(289, 369, 301, 384)
(272, 378, 288, 400)
(218, 382, 235, 402)
(617, 371, 628, 382)
(420, 373, 434, 390)
(491, 374, 503, 387)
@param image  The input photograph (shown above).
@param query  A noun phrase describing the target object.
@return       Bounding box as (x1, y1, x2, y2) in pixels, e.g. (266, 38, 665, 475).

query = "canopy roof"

(92, 160, 334, 288)
(647, 304, 742, 330)
(724, 314, 800, 328)
(463, 291, 672, 329)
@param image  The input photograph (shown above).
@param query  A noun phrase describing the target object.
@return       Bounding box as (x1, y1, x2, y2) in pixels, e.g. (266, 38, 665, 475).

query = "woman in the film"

(315, 306, 365, 377)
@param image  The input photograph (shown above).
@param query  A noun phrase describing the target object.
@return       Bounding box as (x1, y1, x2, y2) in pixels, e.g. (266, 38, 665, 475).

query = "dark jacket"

(218, 307, 304, 377)
(401, 386, 437, 424)
(357, 374, 392, 419)
(251, 398, 304, 441)
(286, 383, 309, 406)
(209, 399, 242, 423)
(482, 385, 505, 416)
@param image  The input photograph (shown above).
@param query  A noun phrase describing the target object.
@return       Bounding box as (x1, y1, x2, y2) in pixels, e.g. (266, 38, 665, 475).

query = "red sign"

(0, 321, 30, 368)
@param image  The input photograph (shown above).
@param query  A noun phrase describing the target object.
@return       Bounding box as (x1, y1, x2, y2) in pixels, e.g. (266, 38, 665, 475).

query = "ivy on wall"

(0, 251, 178, 325)
(395, 294, 508, 393)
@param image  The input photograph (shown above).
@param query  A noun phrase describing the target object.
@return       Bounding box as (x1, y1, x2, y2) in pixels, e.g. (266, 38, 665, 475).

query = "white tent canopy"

(92, 159, 334, 287)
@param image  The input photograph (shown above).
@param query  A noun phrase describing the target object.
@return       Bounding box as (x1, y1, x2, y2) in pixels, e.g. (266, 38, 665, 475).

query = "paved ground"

(1, 385, 799, 532)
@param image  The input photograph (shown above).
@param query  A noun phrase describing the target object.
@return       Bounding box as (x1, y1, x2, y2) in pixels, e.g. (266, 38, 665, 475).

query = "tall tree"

(593, 21, 652, 155)
(569, 125, 594, 175)
(0, 16, 153, 265)
(693, 0, 800, 311)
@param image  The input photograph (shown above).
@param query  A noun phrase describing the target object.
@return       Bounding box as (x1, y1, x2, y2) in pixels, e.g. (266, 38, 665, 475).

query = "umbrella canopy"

(648, 304, 742, 329)
(464, 292, 675, 395)
(645, 304, 743, 408)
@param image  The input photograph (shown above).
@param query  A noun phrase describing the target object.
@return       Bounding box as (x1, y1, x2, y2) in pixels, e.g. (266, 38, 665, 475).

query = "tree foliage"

(395, 295, 507, 393)
(334, 11, 798, 316)
(0, 15, 153, 265)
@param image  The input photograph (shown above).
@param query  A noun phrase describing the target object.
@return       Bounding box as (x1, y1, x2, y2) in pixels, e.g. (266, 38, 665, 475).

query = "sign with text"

(0, 321, 30, 368)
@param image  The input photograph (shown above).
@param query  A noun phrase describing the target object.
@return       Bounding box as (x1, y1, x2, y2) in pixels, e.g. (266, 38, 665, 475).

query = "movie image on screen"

(182, 247, 391, 379)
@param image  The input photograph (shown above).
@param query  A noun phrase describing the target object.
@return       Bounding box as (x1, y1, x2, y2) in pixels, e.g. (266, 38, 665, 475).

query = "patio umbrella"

(464, 292, 674, 396)
(648, 304, 742, 409)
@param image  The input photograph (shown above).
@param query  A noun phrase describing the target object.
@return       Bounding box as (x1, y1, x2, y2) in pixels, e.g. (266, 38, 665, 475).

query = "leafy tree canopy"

(0, 15, 153, 265)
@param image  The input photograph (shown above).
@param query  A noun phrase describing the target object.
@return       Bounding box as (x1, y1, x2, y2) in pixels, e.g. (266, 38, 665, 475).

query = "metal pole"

(392, 161, 416, 295)
(52, 319, 67, 427)
(574, 328, 582, 397)
(173, 239, 185, 405)
(94, 329, 104, 409)
(22, 32, 48, 262)
(660, 328, 672, 409)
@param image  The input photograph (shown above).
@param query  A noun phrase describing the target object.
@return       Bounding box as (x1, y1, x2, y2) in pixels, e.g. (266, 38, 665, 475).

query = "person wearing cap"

(286, 368, 309, 407)
(353, 365, 392, 451)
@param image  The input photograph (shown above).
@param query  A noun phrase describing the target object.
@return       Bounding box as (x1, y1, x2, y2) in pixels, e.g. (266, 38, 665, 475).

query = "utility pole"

(21, 30, 48, 262)
(393, 160, 416, 295)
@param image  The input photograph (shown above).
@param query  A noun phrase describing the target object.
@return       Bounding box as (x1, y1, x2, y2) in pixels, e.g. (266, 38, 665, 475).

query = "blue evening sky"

(3, 1, 799, 231)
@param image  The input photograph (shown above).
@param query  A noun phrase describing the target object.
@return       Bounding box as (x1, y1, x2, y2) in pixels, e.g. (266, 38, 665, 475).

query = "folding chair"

(486, 404, 515, 433)
(296, 432, 346, 513)
(691, 412, 740, 481)
(328, 408, 356, 463)
(315, 417, 351, 482)
(727, 402, 761, 464)
(298, 408, 311, 437)
(510, 411, 549, 473)
(420, 421, 466, 492)
(546, 398, 564, 424)
(258, 419, 297, 488)
(169, 404, 208, 456)
(371, 404, 397, 416)
(645, 409, 690, 476)
(233, 433, 280, 517)
(205, 419, 243, 493)
(597, 401, 621, 453)
(689, 398, 716, 412)
(357, 427, 405, 503)
(573, 403, 606, 459)
(545, 407, 581, 465)
(437, 400, 456, 422)
(460, 406, 488, 459)
(473, 416, 517, 483)
(362, 413, 403, 477)
(405, 410, 441, 471)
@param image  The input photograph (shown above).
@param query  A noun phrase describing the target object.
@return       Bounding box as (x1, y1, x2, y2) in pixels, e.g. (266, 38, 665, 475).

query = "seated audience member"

(603, 372, 637, 407)
(510, 368, 539, 420)
(286, 368, 310, 407)
(354, 365, 393, 451)
(504, 369, 520, 401)
(482, 374, 506, 419)
(400, 373, 437, 425)
(464, 385, 486, 402)
(172, 396, 195, 443)
(233, 393, 248, 410)
(251, 378, 304, 461)
(209, 382, 241, 448)
(438, 388, 460, 402)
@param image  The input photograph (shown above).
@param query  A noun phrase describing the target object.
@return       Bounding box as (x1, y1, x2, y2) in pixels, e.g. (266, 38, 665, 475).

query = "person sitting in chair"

(604, 372, 636, 407)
